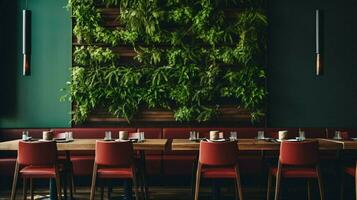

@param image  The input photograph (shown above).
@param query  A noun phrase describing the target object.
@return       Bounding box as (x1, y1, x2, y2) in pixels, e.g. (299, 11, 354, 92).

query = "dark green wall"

(267, 0, 357, 127)
(0, 0, 71, 128)
(1, 0, 357, 128)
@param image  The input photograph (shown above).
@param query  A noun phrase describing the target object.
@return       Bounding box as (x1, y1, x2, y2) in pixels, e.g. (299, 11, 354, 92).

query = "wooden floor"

(0, 174, 350, 200)
(0, 186, 264, 200)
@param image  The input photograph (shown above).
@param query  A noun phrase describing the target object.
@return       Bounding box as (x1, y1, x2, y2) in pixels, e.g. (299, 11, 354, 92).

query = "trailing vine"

(64, 0, 268, 124)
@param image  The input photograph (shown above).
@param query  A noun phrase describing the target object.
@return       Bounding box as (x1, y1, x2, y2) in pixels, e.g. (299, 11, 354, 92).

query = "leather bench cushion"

(327, 128, 356, 138)
(0, 128, 48, 141)
(162, 154, 197, 176)
(238, 156, 264, 174)
(0, 158, 16, 176)
(145, 155, 162, 175)
(264, 128, 299, 139)
(163, 128, 197, 155)
(71, 155, 95, 176)
(54, 128, 136, 139)
(70, 154, 162, 176)
(137, 128, 163, 155)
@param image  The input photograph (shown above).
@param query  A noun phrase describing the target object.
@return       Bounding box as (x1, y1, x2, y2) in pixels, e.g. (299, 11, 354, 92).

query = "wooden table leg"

(140, 150, 149, 200)
(191, 153, 199, 200)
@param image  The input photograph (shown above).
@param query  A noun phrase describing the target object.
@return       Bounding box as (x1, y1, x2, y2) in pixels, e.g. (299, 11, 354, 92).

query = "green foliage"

(64, 0, 268, 124)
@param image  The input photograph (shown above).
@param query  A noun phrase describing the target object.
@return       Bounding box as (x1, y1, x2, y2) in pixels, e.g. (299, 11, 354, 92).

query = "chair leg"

(10, 161, 20, 200)
(267, 172, 272, 200)
(355, 162, 357, 200)
(307, 179, 311, 200)
(194, 163, 202, 200)
(340, 169, 345, 200)
(55, 166, 62, 200)
(316, 165, 324, 200)
(235, 165, 243, 200)
(100, 181, 104, 200)
(30, 179, 34, 200)
(274, 162, 282, 200)
(22, 178, 28, 200)
(67, 171, 74, 200)
(90, 163, 98, 200)
(107, 183, 112, 200)
(133, 167, 140, 200)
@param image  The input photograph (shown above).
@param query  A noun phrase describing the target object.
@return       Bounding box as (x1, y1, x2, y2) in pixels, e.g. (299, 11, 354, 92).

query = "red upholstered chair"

(194, 141, 243, 200)
(341, 161, 357, 199)
(267, 140, 324, 200)
(10, 141, 62, 200)
(90, 141, 140, 200)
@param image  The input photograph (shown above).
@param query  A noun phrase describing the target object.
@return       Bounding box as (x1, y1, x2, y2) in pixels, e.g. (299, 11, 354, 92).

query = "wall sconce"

(315, 9, 322, 76)
(22, 9, 31, 76)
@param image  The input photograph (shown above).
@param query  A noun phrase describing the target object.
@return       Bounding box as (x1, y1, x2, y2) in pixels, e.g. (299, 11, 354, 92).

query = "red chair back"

(199, 141, 238, 166)
(95, 141, 133, 167)
(18, 141, 57, 166)
(279, 140, 319, 166)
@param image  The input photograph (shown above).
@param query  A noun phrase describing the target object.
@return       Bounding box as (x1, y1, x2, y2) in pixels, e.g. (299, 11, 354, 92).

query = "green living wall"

(66, 0, 268, 124)
(0, 0, 71, 128)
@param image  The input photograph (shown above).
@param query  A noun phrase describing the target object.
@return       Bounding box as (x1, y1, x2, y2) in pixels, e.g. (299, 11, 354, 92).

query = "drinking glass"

(196, 131, 200, 139)
(334, 131, 342, 140)
(230, 131, 237, 141)
(190, 131, 196, 140)
(257, 131, 265, 140)
(299, 131, 306, 140)
(22, 130, 29, 140)
(67, 132, 74, 140)
(139, 132, 145, 142)
(105, 131, 112, 140)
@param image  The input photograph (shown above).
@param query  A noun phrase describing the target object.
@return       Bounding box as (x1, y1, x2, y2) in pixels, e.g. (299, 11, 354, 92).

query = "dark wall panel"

(268, 0, 357, 127)
(0, 0, 71, 128)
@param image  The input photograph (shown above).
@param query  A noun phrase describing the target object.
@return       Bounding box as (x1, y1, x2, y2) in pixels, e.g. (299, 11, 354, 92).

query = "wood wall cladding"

(71, 1, 267, 127)
(82, 105, 256, 127)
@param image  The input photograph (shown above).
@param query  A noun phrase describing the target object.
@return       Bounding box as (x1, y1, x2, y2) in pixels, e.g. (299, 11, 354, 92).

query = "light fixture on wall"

(22, 0, 31, 76)
(315, 9, 322, 76)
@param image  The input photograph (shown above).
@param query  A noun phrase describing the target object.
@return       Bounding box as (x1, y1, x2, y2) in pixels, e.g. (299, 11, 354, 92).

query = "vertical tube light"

(22, 9, 31, 76)
(315, 9, 321, 76)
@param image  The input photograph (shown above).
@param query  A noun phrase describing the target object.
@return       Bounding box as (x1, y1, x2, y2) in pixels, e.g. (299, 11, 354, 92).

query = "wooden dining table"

(0, 138, 168, 151)
(0, 138, 168, 200)
(171, 138, 343, 151)
(318, 138, 357, 150)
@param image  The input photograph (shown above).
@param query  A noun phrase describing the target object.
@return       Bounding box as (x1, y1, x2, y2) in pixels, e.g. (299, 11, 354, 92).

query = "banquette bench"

(0, 127, 354, 184)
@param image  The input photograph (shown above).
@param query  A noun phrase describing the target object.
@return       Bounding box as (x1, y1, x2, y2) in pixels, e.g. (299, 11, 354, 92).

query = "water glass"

(104, 131, 112, 140)
(257, 131, 265, 140)
(190, 131, 196, 140)
(230, 131, 237, 141)
(299, 131, 306, 140)
(334, 131, 342, 140)
(67, 132, 74, 140)
(196, 131, 200, 139)
(139, 132, 145, 142)
(22, 130, 29, 140)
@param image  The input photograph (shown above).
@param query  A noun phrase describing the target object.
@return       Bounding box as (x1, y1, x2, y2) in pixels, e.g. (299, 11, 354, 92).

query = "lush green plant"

(64, 0, 268, 124)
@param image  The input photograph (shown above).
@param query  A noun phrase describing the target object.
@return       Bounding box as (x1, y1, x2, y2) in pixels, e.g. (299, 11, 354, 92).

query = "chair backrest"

(18, 141, 57, 166)
(95, 141, 134, 167)
(279, 140, 319, 166)
(199, 141, 238, 166)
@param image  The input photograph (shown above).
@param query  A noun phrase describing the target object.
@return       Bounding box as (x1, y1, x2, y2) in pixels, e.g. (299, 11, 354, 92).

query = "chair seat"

(201, 167, 236, 178)
(345, 167, 355, 177)
(270, 167, 317, 178)
(97, 167, 133, 179)
(20, 166, 56, 178)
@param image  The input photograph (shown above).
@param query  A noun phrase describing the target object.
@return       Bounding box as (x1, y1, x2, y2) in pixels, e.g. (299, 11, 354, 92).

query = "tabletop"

(318, 138, 357, 150)
(171, 138, 342, 151)
(0, 139, 168, 151)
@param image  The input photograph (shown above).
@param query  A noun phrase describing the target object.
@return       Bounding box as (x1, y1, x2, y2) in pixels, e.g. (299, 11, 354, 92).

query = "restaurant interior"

(1, 0, 357, 199)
